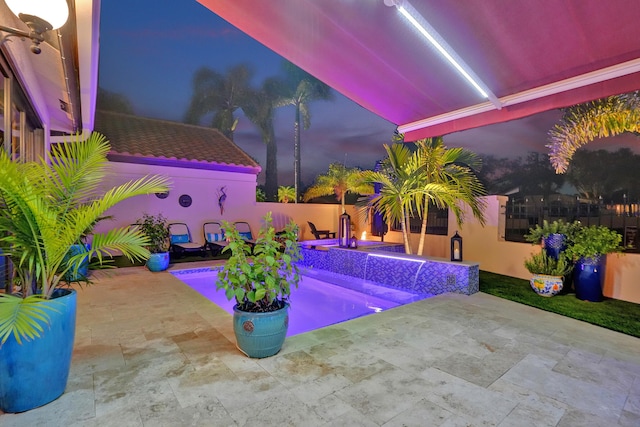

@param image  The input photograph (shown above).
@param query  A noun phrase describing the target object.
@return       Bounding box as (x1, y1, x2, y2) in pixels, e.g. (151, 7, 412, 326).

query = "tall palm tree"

(276, 62, 333, 201)
(184, 64, 253, 141)
(303, 163, 373, 212)
(412, 138, 487, 255)
(242, 77, 284, 201)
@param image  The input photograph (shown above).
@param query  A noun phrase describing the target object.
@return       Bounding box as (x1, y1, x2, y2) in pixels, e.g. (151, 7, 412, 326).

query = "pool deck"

(1, 261, 639, 426)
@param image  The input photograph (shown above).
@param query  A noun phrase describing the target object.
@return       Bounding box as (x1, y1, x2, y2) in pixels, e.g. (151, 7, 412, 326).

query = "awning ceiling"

(198, 0, 640, 141)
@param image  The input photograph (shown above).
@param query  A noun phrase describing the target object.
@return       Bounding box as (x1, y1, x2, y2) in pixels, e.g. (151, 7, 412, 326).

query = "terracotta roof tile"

(94, 110, 260, 173)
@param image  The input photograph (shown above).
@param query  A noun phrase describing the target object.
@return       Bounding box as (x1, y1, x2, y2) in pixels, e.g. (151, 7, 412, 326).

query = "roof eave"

(107, 153, 262, 175)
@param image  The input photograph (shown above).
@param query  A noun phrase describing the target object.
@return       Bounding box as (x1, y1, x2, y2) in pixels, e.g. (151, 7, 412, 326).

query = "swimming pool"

(171, 268, 430, 336)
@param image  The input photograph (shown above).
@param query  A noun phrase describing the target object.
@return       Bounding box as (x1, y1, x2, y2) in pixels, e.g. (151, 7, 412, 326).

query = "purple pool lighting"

(172, 268, 425, 336)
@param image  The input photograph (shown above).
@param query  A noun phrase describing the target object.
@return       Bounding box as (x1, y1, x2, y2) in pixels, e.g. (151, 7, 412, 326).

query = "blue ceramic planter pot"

(146, 252, 170, 272)
(573, 255, 605, 302)
(64, 244, 90, 281)
(233, 304, 289, 358)
(0, 289, 77, 413)
(543, 233, 567, 260)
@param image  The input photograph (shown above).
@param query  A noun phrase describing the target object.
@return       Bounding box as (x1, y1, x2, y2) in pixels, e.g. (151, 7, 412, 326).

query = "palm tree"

(411, 138, 487, 255)
(359, 140, 486, 255)
(242, 77, 284, 201)
(0, 132, 170, 343)
(278, 186, 296, 203)
(276, 62, 333, 201)
(303, 163, 373, 212)
(547, 91, 640, 173)
(358, 143, 424, 254)
(184, 64, 253, 141)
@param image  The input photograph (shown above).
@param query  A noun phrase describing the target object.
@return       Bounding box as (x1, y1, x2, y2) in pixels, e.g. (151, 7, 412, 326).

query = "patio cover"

(198, 0, 640, 141)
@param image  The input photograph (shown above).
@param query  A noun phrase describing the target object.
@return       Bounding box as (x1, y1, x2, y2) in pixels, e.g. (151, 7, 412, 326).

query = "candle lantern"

(350, 235, 358, 249)
(339, 211, 351, 248)
(450, 231, 463, 262)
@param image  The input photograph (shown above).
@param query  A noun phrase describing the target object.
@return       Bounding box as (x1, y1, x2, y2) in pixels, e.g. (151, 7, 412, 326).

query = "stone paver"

(1, 262, 638, 426)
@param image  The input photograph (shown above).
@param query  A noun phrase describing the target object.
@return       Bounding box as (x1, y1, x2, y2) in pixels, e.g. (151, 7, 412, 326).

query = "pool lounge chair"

(203, 221, 228, 255)
(307, 221, 336, 239)
(233, 221, 255, 247)
(169, 223, 204, 257)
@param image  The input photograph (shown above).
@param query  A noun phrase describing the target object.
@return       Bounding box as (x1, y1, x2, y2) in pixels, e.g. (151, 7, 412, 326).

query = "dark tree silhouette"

(275, 61, 333, 201)
(242, 77, 285, 201)
(184, 65, 253, 141)
(96, 88, 134, 114)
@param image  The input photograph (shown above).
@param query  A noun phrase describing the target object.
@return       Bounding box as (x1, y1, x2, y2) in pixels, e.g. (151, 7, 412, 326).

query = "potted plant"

(564, 225, 623, 302)
(524, 251, 573, 297)
(217, 212, 302, 358)
(135, 213, 171, 272)
(0, 132, 169, 413)
(525, 219, 581, 260)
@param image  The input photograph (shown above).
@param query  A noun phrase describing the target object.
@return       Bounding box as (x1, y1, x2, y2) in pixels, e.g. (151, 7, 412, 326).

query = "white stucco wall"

(93, 161, 258, 245)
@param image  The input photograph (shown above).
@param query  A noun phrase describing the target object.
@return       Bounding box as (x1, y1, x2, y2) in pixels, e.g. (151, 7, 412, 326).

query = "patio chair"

(168, 223, 204, 258)
(203, 221, 228, 255)
(307, 221, 336, 239)
(233, 221, 256, 247)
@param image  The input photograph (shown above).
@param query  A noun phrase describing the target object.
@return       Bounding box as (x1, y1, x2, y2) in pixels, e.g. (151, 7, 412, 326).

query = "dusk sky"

(98, 1, 639, 187)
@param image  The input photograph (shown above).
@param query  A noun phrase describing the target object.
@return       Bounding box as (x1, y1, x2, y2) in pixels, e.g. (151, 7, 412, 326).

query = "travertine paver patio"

(1, 261, 639, 426)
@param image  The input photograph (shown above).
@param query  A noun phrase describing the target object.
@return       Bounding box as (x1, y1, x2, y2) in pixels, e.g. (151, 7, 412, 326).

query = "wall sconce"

(1, 0, 69, 54)
(450, 231, 463, 262)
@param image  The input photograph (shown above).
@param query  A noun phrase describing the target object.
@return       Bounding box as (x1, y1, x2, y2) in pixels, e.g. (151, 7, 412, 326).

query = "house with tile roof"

(91, 110, 261, 246)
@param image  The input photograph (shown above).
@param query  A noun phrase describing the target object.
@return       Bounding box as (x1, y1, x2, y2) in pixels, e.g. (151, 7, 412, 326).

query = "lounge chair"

(307, 221, 336, 239)
(233, 221, 256, 247)
(168, 223, 204, 257)
(203, 221, 228, 255)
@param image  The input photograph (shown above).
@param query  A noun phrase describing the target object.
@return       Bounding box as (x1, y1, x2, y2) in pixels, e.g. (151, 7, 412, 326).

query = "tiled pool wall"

(298, 242, 479, 296)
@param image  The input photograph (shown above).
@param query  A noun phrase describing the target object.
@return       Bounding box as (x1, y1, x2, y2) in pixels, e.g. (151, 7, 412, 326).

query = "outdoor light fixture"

(384, 0, 500, 109)
(451, 231, 463, 262)
(0, 0, 69, 54)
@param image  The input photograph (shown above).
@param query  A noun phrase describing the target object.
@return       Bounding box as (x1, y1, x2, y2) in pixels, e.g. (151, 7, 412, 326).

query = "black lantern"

(451, 231, 463, 262)
(339, 211, 351, 248)
(350, 235, 358, 249)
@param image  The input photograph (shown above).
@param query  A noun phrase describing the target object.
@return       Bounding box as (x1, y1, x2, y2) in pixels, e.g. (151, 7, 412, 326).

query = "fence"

(505, 197, 640, 252)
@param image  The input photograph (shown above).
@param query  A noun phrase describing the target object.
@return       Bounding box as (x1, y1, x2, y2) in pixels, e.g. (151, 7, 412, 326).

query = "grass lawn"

(480, 270, 640, 338)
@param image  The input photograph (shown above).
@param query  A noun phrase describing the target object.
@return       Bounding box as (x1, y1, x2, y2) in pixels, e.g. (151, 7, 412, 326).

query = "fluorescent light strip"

(369, 252, 425, 263)
(398, 7, 487, 98)
(395, 3, 499, 108)
(398, 57, 640, 134)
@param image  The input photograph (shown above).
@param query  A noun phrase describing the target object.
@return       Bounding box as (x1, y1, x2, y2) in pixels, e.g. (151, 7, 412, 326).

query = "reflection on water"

(172, 268, 429, 336)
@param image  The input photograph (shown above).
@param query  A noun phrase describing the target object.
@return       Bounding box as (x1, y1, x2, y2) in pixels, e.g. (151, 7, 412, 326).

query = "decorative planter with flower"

(564, 225, 623, 302)
(525, 220, 581, 260)
(135, 213, 171, 272)
(216, 212, 302, 358)
(524, 251, 573, 297)
(0, 133, 169, 413)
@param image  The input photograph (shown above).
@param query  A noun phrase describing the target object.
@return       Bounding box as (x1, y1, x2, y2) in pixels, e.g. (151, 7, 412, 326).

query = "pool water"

(171, 268, 429, 336)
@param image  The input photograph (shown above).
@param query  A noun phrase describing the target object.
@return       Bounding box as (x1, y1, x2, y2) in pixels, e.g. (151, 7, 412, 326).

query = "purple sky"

(98, 1, 639, 187)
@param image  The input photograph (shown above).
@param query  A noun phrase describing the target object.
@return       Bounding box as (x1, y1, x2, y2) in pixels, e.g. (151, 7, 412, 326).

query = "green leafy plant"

(0, 132, 170, 344)
(278, 186, 296, 203)
(135, 213, 170, 253)
(217, 212, 302, 312)
(524, 251, 573, 276)
(524, 220, 582, 244)
(565, 225, 623, 261)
